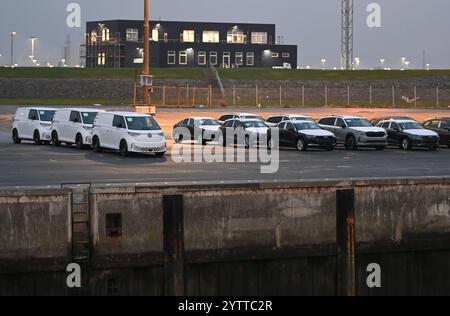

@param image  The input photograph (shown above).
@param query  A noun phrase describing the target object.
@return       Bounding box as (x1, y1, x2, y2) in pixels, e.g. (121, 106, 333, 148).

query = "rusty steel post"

(336, 188, 356, 296)
(163, 195, 185, 296)
(143, 0, 150, 104)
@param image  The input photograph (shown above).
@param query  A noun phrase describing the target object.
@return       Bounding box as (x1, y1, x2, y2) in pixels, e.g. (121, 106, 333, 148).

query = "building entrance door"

(222, 52, 231, 68)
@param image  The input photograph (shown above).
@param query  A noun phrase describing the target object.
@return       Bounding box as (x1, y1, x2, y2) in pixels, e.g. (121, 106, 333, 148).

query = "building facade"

(84, 20, 297, 69)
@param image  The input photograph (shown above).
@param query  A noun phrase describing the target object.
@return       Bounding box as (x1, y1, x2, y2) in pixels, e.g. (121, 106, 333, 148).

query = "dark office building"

(84, 20, 297, 69)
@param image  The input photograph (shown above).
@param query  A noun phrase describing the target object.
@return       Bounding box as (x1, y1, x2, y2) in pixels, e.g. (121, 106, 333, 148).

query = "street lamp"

(380, 58, 385, 68)
(9, 32, 17, 67)
(404, 61, 410, 69)
(426, 63, 431, 71)
(401, 57, 407, 70)
(321, 59, 327, 70)
(354, 57, 361, 69)
(29, 37, 37, 65)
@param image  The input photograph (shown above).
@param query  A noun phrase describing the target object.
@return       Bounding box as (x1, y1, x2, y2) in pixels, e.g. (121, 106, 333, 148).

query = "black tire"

(51, 131, 61, 146)
(33, 130, 42, 145)
(430, 145, 438, 151)
(174, 132, 183, 144)
(119, 140, 129, 157)
(244, 135, 250, 149)
(92, 136, 102, 153)
(375, 146, 385, 151)
(75, 134, 84, 149)
(296, 138, 307, 152)
(324, 146, 334, 151)
(401, 137, 412, 150)
(345, 135, 357, 151)
(12, 129, 21, 144)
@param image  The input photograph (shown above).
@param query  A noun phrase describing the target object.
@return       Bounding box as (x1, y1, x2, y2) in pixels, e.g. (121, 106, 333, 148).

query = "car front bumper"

(130, 141, 167, 153)
(357, 136, 387, 147)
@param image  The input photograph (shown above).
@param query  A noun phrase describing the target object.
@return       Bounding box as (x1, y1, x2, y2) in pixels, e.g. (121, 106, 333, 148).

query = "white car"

(218, 113, 265, 125)
(50, 108, 105, 148)
(12, 107, 57, 145)
(266, 114, 315, 127)
(91, 112, 166, 157)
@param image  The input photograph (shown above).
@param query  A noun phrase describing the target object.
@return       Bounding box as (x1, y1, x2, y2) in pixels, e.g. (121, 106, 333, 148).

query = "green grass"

(0, 67, 204, 80)
(1, 67, 450, 81)
(218, 69, 450, 81)
(0, 98, 131, 106)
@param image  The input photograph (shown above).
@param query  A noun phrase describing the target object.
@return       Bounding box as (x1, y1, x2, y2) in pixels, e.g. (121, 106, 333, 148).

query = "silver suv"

(318, 115, 387, 150)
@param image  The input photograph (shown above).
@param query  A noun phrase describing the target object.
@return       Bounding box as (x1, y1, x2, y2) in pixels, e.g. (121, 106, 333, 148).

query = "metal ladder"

(63, 183, 92, 295)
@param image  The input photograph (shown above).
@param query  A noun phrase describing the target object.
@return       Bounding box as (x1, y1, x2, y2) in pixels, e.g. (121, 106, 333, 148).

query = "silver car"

(318, 116, 387, 150)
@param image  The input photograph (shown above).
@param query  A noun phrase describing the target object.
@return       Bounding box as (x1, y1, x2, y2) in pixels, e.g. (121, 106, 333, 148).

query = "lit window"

(126, 29, 139, 42)
(223, 52, 231, 68)
(251, 32, 267, 44)
(272, 52, 279, 58)
(203, 31, 220, 43)
(198, 51, 207, 65)
(179, 51, 188, 65)
(183, 30, 195, 43)
(90, 31, 98, 44)
(210, 52, 218, 65)
(282, 53, 290, 58)
(152, 28, 159, 42)
(101, 28, 110, 42)
(164, 33, 168, 43)
(227, 31, 245, 44)
(235, 52, 244, 66)
(168, 51, 176, 65)
(97, 53, 106, 66)
(246, 52, 255, 66)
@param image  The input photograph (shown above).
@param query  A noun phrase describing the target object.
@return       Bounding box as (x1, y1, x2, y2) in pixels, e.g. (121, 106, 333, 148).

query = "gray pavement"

(1, 130, 449, 187)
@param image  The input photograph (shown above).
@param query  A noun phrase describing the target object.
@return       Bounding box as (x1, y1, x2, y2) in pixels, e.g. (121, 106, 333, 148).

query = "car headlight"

(128, 132, 141, 137)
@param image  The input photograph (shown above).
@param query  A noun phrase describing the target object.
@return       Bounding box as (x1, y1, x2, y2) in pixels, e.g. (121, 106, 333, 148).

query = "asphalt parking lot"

(1, 128, 450, 187)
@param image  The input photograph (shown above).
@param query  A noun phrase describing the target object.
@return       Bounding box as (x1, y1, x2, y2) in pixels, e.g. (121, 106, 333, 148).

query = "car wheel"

(174, 132, 183, 144)
(33, 130, 42, 145)
(296, 138, 307, 152)
(75, 134, 84, 149)
(345, 135, 357, 151)
(51, 131, 61, 146)
(430, 145, 438, 151)
(12, 129, 21, 144)
(401, 138, 412, 150)
(375, 146, 385, 151)
(119, 140, 129, 157)
(244, 135, 250, 148)
(92, 136, 102, 153)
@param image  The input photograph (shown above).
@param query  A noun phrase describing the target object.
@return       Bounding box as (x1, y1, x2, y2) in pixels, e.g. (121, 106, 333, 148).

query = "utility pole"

(341, 0, 354, 70)
(143, 0, 150, 104)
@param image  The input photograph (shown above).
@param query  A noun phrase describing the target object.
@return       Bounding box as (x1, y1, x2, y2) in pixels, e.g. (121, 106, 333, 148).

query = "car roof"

(281, 120, 313, 124)
(238, 118, 264, 122)
(382, 119, 417, 123)
(60, 108, 105, 112)
(18, 107, 57, 111)
(323, 115, 361, 119)
(107, 111, 153, 117)
(268, 114, 311, 118)
(236, 113, 260, 116)
(189, 117, 215, 120)
(427, 117, 450, 120)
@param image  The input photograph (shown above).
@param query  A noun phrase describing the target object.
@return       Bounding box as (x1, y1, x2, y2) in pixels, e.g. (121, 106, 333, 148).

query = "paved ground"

(1, 129, 450, 187)
(1, 106, 450, 187)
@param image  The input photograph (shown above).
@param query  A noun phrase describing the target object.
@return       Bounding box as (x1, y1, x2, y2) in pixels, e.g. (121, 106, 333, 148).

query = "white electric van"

(12, 107, 57, 145)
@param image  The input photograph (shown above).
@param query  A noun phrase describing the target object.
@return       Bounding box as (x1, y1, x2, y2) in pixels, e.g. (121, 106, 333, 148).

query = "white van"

(12, 107, 57, 145)
(50, 108, 105, 148)
(91, 112, 166, 157)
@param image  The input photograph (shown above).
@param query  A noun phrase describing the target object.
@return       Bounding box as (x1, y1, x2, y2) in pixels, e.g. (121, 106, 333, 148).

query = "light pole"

(354, 57, 360, 69)
(401, 57, 406, 70)
(29, 37, 37, 65)
(380, 58, 385, 68)
(9, 32, 17, 67)
(143, 0, 150, 104)
(321, 59, 327, 70)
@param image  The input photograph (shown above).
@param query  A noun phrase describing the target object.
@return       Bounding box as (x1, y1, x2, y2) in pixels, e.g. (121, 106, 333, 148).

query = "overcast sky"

(1, 0, 449, 68)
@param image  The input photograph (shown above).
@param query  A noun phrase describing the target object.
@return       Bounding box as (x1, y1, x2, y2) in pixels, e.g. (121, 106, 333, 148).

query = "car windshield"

(294, 122, 321, 130)
(81, 112, 98, 125)
(125, 116, 161, 131)
(38, 110, 56, 122)
(399, 122, 423, 130)
(243, 121, 267, 128)
(196, 119, 220, 126)
(345, 118, 373, 127)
